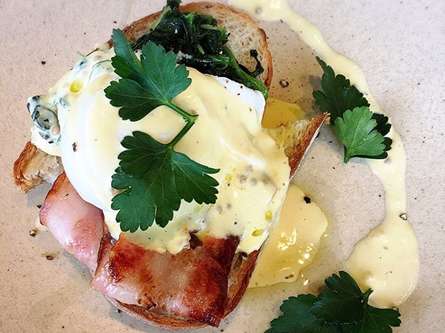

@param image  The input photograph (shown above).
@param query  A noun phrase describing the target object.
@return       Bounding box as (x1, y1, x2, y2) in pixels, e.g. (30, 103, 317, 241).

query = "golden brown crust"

(13, 141, 62, 192)
(13, 142, 44, 192)
(180, 2, 273, 87)
(118, 2, 273, 87)
(225, 251, 259, 315)
(288, 113, 329, 177)
(108, 298, 206, 329)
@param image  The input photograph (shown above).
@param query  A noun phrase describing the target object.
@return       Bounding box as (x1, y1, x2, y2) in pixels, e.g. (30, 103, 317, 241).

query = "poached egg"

(31, 46, 291, 255)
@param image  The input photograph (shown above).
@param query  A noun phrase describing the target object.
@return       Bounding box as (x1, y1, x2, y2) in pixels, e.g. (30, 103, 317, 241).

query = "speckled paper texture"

(1, 1, 444, 332)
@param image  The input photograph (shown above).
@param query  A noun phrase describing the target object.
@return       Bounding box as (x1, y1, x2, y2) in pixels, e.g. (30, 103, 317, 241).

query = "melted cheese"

(31, 46, 290, 255)
(250, 185, 328, 288)
(229, 0, 419, 308)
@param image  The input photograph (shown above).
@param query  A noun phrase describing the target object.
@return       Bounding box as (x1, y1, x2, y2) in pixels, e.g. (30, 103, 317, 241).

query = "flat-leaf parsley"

(106, 29, 219, 231)
(267, 271, 401, 333)
(105, 29, 192, 121)
(111, 132, 219, 231)
(334, 107, 386, 163)
(313, 57, 392, 162)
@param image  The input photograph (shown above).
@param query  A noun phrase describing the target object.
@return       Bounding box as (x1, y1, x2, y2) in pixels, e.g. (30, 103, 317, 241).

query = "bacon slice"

(93, 234, 239, 326)
(39, 173, 104, 272)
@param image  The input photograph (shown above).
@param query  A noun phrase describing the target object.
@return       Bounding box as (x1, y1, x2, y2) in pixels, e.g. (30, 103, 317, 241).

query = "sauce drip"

(250, 185, 328, 288)
(230, 0, 419, 308)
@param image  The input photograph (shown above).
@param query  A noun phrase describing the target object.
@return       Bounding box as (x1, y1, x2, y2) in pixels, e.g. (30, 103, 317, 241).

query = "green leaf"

(267, 271, 401, 333)
(111, 29, 144, 82)
(313, 57, 369, 122)
(106, 30, 219, 232)
(360, 306, 401, 333)
(312, 57, 392, 162)
(334, 107, 386, 162)
(266, 295, 336, 333)
(312, 271, 365, 324)
(105, 79, 164, 121)
(106, 31, 191, 121)
(167, 0, 181, 9)
(372, 113, 391, 136)
(111, 131, 219, 231)
(370, 113, 393, 159)
(132, 2, 269, 98)
(140, 41, 192, 105)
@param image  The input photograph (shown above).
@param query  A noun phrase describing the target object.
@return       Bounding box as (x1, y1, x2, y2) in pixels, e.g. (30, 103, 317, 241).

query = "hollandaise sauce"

(250, 185, 328, 288)
(29, 45, 291, 256)
(229, 0, 419, 308)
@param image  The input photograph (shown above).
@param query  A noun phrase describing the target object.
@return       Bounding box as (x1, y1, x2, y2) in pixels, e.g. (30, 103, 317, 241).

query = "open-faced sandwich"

(14, 0, 327, 329)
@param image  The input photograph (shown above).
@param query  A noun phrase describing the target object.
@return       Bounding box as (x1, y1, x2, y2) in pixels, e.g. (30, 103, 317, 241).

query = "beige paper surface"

(0, 1, 444, 332)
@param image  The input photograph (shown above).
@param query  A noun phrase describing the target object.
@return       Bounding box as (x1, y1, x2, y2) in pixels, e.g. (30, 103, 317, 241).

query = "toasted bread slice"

(13, 141, 63, 192)
(13, 1, 328, 329)
(13, 1, 273, 192)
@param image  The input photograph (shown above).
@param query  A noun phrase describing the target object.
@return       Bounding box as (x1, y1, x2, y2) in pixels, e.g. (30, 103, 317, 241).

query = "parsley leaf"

(105, 29, 192, 121)
(313, 57, 392, 162)
(112, 131, 219, 231)
(267, 271, 401, 333)
(334, 107, 386, 163)
(267, 295, 336, 333)
(109, 29, 143, 82)
(106, 30, 219, 231)
(313, 57, 369, 122)
(359, 305, 402, 333)
(312, 271, 365, 324)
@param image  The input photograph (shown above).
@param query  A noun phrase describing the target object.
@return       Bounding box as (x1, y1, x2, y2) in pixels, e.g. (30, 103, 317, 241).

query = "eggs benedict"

(13, 1, 326, 329)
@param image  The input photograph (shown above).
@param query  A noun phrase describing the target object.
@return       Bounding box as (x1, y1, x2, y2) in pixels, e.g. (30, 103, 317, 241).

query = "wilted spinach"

(133, 0, 268, 97)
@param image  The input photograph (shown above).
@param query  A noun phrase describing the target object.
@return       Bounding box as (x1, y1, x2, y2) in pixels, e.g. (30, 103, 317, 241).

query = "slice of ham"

(39, 173, 104, 272)
(40, 173, 239, 327)
(93, 234, 239, 326)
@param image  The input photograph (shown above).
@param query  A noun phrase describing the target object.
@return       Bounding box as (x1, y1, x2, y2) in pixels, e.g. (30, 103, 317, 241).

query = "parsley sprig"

(313, 58, 392, 162)
(267, 271, 401, 333)
(105, 29, 219, 231)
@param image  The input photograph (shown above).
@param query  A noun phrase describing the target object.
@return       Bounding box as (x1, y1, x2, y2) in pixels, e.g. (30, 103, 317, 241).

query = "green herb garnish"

(106, 30, 192, 121)
(133, 0, 269, 97)
(313, 57, 392, 162)
(106, 29, 219, 231)
(334, 107, 387, 163)
(111, 132, 219, 231)
(267, 271, 401, 333)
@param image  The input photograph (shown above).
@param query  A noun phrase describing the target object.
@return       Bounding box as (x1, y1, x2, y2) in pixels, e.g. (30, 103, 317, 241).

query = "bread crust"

(119, 2, 273, 87)
(13, 141, 62, 192)
(14, 1, 325, 330)
(13, 142, 40, 192)
(180, 2, 273, 87)
(289, 113, 328, 177)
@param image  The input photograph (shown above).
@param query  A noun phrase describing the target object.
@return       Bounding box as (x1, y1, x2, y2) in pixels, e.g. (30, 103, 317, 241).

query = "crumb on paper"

(42, 252, 58, 261)
(279, 79, 289, 88)
(29, 228, 39, 237)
